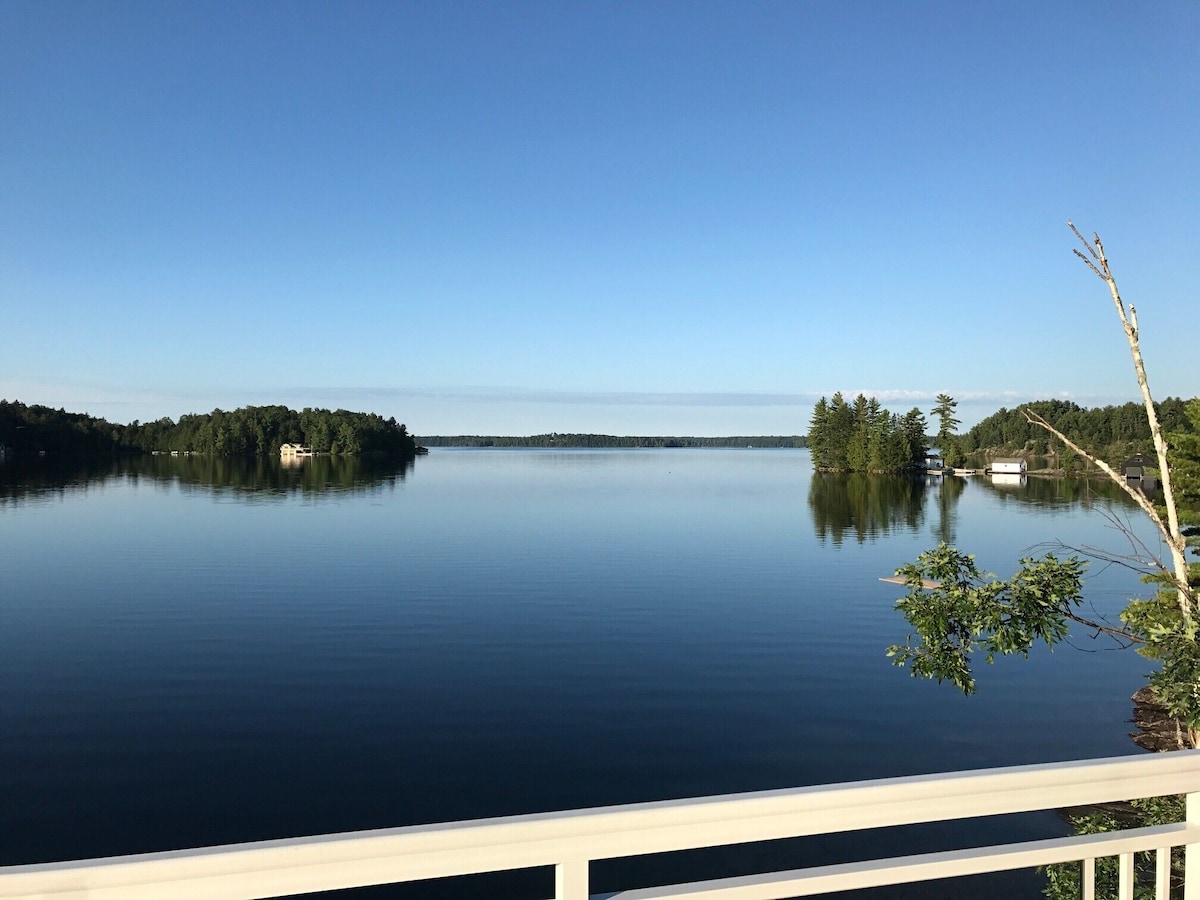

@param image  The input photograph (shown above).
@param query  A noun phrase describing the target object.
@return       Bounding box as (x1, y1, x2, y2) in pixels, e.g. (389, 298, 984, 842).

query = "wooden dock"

(879, 575, 943, 590)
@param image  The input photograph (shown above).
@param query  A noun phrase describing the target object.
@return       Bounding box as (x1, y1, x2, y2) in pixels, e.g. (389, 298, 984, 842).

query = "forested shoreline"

(0, 401, 417, 459)
(960, 398, 1197, 466)
(5, 396, 1197, 464)
(806, 393, 1198, 474)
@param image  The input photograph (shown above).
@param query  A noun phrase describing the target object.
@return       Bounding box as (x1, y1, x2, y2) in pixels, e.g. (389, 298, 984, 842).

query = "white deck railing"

(4, 752, 1200, 900)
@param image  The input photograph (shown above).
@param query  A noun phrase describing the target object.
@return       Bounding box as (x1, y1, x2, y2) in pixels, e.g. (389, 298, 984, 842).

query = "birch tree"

(889, 225, 1199, 744)
(1025, 223, 1193, 618)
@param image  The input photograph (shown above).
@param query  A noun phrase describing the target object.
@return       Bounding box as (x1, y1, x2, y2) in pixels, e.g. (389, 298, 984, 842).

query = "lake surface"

(0, 449, 1159, 897)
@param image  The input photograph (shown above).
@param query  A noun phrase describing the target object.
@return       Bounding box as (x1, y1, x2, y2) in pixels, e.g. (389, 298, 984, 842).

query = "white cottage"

(280, 443, 313, 458)
(989, 457, 1027, 475)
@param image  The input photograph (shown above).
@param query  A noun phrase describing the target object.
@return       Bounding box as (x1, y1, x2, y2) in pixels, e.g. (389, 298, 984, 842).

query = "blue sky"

(2, 1, 1197, 435)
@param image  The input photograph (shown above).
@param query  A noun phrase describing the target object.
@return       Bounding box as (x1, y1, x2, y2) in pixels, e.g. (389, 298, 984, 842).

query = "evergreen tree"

(807, 395, 925, 473)
(900, 408, 928, 464)
(808, 397, 831, 468)
(931, 393, 961, 465)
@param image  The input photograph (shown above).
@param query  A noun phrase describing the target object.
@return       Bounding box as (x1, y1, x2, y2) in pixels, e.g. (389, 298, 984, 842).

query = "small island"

(807, 392, 931, 473)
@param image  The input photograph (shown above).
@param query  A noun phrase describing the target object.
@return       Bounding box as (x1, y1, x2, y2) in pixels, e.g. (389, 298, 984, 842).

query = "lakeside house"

(1123, 453, 1152, 480)
(989, 457, 1027, 475)
(280, 443, 313, 459)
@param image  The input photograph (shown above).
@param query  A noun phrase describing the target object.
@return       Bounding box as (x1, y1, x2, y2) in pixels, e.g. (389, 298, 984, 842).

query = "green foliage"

(0, 400, 417, 459)
(887, 544, 1085, 694)
(939, 434, 965, 468)
(1165, 399, 1200, 544)
(139, 405, 414, 457)
(1059, 444, 1080, 474)
(932, 393, 960, 448)
(965, 398, 1196, 463)
(0, 400, 126, 456)
(1123, 593, 1200, 733)
(807, 393, 925, 473)
(894, 395, 1200, 717)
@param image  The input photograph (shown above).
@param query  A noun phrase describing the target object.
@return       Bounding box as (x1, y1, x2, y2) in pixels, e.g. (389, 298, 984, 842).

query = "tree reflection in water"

(808, 471, 939, 545)
(807, 467, 1140, 549)
(0, 453, 415, 506)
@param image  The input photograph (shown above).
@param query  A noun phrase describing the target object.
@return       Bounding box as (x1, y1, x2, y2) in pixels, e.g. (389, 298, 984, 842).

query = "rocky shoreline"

(1130, 685, 1192, 752)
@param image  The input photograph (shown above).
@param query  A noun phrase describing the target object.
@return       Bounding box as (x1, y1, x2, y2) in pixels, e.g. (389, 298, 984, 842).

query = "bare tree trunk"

(1035, 224, 1194, 617)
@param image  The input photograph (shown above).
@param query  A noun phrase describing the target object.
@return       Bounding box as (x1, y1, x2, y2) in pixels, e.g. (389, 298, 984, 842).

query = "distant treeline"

(414, 434, 805, 448)
(961, 398, 1197, 460)
(0, 400, 417, 458)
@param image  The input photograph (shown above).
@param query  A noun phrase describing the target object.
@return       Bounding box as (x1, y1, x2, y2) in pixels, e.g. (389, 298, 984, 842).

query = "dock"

(879, 575, 943, 590)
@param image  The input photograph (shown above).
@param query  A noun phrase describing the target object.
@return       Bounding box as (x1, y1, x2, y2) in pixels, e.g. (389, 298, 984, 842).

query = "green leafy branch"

(886, 543, 1135, 695)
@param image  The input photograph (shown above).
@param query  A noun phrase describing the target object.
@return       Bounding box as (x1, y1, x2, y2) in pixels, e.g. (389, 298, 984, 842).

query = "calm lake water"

(0, 449, 1158, 897)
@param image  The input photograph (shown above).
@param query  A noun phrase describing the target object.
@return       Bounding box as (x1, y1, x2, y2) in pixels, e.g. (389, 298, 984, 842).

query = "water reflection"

(973, 472, 1136, 509)
(0, 455, 120, 506)
(808, 472, 933, 545)
(807, 468, 1142, 547)
(0, 453, 415, 506)
(989, 473, 1027, 488)
(932, 472, 966, 544)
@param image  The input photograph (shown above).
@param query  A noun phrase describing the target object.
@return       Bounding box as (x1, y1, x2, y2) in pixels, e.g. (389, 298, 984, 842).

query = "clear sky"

(2, 1, 1197, 435)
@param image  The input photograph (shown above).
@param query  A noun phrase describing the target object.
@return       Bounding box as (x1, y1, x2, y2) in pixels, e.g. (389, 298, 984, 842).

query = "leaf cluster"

(887, 544, 1085, 695)
(1122, 592, 1200, 733)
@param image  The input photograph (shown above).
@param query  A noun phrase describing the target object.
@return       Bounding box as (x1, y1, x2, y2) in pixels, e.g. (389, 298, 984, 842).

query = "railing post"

(1082, 856, 1096, 900)
(1118, 852, 1134, 900)
(1157, 847, 1172, 899)
(1188, 790, 1200, 900)
(556, 856, 589, 900)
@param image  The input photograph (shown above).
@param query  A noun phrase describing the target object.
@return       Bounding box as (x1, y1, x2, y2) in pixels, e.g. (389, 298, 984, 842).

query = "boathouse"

(989, 457, 1027, 475)
(1122, 453, 1152, 480)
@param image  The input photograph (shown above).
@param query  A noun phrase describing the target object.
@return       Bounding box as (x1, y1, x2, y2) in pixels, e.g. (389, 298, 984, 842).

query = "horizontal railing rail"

(3, 752, 1199, 899)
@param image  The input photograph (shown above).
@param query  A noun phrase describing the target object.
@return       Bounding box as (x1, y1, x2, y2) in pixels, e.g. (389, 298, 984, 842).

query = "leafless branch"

(1035, 539, 1165, 580)
(1068, 220, 1101, 263)
(1061, 609, 1144, 645)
